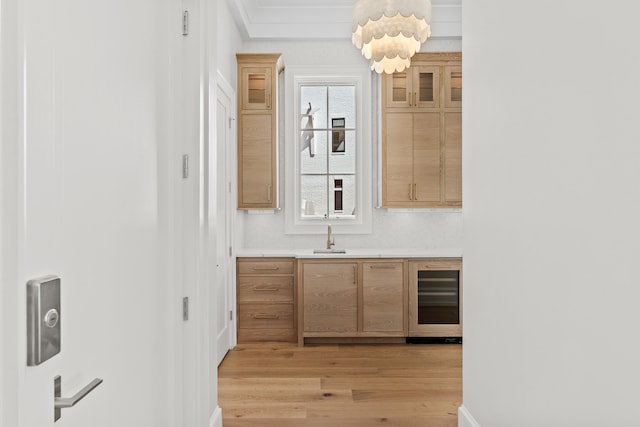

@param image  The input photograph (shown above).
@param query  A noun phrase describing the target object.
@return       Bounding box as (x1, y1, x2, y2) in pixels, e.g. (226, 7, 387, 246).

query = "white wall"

(462, 1, 640, 426)
(237, 38, 463, 252)
(217, 0, 244, 89)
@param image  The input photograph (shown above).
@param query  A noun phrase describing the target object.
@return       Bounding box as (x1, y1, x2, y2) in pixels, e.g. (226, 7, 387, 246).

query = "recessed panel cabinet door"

(384, 112, 414, 203)
(413, 112, 442, 202)
(444, 112, 462, 203)
(362, 262, 404, 332)
(240, 114, 273, 205)
(303, 263, 358, 333)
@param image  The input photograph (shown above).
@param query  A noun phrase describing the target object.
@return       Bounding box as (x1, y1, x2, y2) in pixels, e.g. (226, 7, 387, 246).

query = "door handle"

(54, 375, 103, 421)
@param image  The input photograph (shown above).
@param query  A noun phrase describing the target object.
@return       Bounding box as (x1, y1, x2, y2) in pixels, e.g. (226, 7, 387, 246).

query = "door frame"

(1, 0, 27, 424)
(215, 70, 238, 364)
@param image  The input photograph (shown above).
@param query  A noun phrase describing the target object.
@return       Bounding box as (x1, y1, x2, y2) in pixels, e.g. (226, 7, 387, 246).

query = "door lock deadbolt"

(27, 275, 61, 366)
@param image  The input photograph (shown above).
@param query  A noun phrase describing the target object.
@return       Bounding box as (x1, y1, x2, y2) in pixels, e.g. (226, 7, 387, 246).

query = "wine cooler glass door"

(417, 270, 460, 325)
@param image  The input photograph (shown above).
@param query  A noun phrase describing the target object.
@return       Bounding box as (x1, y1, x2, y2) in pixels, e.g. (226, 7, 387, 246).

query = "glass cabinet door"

(416, 270, 460, 325)
(412, 66, 440, 108)
(444, 65, 462, 108)
(384, 70, 413, 108)
(241, 67, 273, 110)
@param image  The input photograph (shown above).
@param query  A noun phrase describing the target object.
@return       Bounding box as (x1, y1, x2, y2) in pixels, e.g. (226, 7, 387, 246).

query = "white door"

(215, 75, 236, 365)
(1, 0, 184, 425)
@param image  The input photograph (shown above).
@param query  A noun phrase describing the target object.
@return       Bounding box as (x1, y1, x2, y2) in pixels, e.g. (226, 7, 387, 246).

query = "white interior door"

(215, 76, 236, 365)
(1, 0, 182, 425)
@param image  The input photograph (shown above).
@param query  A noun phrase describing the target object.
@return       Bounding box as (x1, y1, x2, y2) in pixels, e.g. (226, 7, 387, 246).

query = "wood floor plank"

(218, 343, 462, 426)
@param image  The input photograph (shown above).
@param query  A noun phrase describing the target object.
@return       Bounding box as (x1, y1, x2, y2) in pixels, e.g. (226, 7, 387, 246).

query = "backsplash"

(238, 208, 462, 251)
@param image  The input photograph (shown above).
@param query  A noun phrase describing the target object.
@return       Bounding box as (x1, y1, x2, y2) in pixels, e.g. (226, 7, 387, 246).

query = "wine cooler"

(409, 259, 462, 339)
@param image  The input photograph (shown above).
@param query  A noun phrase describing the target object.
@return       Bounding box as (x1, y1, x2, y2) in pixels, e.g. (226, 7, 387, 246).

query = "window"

(299, 85, 355, 220)
(284, 67, 372, 235)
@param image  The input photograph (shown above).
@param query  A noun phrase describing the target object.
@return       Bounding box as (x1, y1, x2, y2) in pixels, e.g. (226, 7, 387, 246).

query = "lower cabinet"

(236, 257, 296, 343)
(299, 259, 406, 344)
(301, 262, 358, 333)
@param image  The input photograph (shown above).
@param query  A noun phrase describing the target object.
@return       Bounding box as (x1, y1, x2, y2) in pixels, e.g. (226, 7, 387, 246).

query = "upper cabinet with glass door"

(237, 53, 284, 209)
(238, 53, 284, 111)
(444, 65, 462, 108)
(381, 52, 462, 208)
(384, 65, 440, 109)
(241, 66, 273, 110)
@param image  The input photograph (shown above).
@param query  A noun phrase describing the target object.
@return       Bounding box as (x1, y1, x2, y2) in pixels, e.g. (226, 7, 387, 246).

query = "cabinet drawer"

(237, 260, 294, 275)
(411, 259, 461, 270)
(238, 276, 293, 302)
(238, 328, 296, 343)
(238, 303, 294, 329)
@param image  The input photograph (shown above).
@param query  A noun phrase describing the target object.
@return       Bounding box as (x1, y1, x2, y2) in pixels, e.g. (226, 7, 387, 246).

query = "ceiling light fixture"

(351, 0, 432, 74)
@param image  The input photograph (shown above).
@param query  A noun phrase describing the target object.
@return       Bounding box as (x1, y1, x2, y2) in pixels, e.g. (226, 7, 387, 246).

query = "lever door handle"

(54, 376, 103, 421)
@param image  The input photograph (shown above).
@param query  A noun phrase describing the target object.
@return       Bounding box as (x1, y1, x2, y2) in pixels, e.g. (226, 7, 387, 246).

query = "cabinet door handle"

(253, 313, 279, 320)
(252, 266, 279, 271)
(414, 183, 418, 200)
(267, 184, 272, 203)
(253, 286, 280, 292)
(413, 92, 417, 106)
(408, 183, 413, 200)
(353, 266, 357, 285)
(267, 94, 271, 109)
(369, 265, 397, 270)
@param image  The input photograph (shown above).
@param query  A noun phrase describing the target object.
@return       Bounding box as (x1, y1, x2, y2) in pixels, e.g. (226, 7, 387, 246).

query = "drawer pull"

(253, 286, 280, 292)
(252, 266, 279, 271)
(369, 265, 398, 270)
(253, 314, 279, 320)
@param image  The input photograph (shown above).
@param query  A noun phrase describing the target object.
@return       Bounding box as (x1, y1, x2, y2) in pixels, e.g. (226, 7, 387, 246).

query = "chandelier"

(351, 0, 432, 74)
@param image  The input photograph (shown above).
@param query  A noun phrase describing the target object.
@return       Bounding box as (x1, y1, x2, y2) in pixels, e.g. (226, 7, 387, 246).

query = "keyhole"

(44, 308, 59, 328)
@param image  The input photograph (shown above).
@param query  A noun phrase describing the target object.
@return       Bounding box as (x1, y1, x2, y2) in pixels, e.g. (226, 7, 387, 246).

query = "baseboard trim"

(210, 406, 223, 427)
(458, 405, 481, 427)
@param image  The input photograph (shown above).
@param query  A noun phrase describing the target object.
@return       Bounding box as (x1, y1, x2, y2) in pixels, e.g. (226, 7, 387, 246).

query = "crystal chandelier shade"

(352, 0, 432, 74)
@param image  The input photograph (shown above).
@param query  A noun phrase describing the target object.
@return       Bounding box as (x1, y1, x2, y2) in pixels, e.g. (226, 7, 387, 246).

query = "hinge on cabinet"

(182, 10, 189, 36)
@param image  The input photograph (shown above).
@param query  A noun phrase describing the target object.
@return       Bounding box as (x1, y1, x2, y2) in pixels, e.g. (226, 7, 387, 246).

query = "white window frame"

(284, 66, 372, 235)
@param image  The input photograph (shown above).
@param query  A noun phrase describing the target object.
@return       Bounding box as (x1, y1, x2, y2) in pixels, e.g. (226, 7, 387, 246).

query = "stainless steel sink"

(313, 249, 347, 254)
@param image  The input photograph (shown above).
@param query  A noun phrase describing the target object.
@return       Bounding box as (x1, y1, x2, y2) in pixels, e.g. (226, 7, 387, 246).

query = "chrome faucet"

(326, 224, 335, 250)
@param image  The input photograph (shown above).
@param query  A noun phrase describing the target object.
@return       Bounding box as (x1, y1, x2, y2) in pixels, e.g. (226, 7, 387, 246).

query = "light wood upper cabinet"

(444, 112, 462, 202)
(444, 65, 462, 108)
(382, 52, 462, 208)
(237, 53, 284, 209)
(384, 66, 440, 109)
(240, 66, 273, 110)
(240, 114, 273, 205)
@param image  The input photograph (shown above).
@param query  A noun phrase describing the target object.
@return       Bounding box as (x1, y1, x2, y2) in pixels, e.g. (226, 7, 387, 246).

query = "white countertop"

(236, 248, 462, 259)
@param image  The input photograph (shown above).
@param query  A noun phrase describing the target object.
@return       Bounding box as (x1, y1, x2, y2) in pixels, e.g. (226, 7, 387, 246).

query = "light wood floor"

(218, 343, 462, 426)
